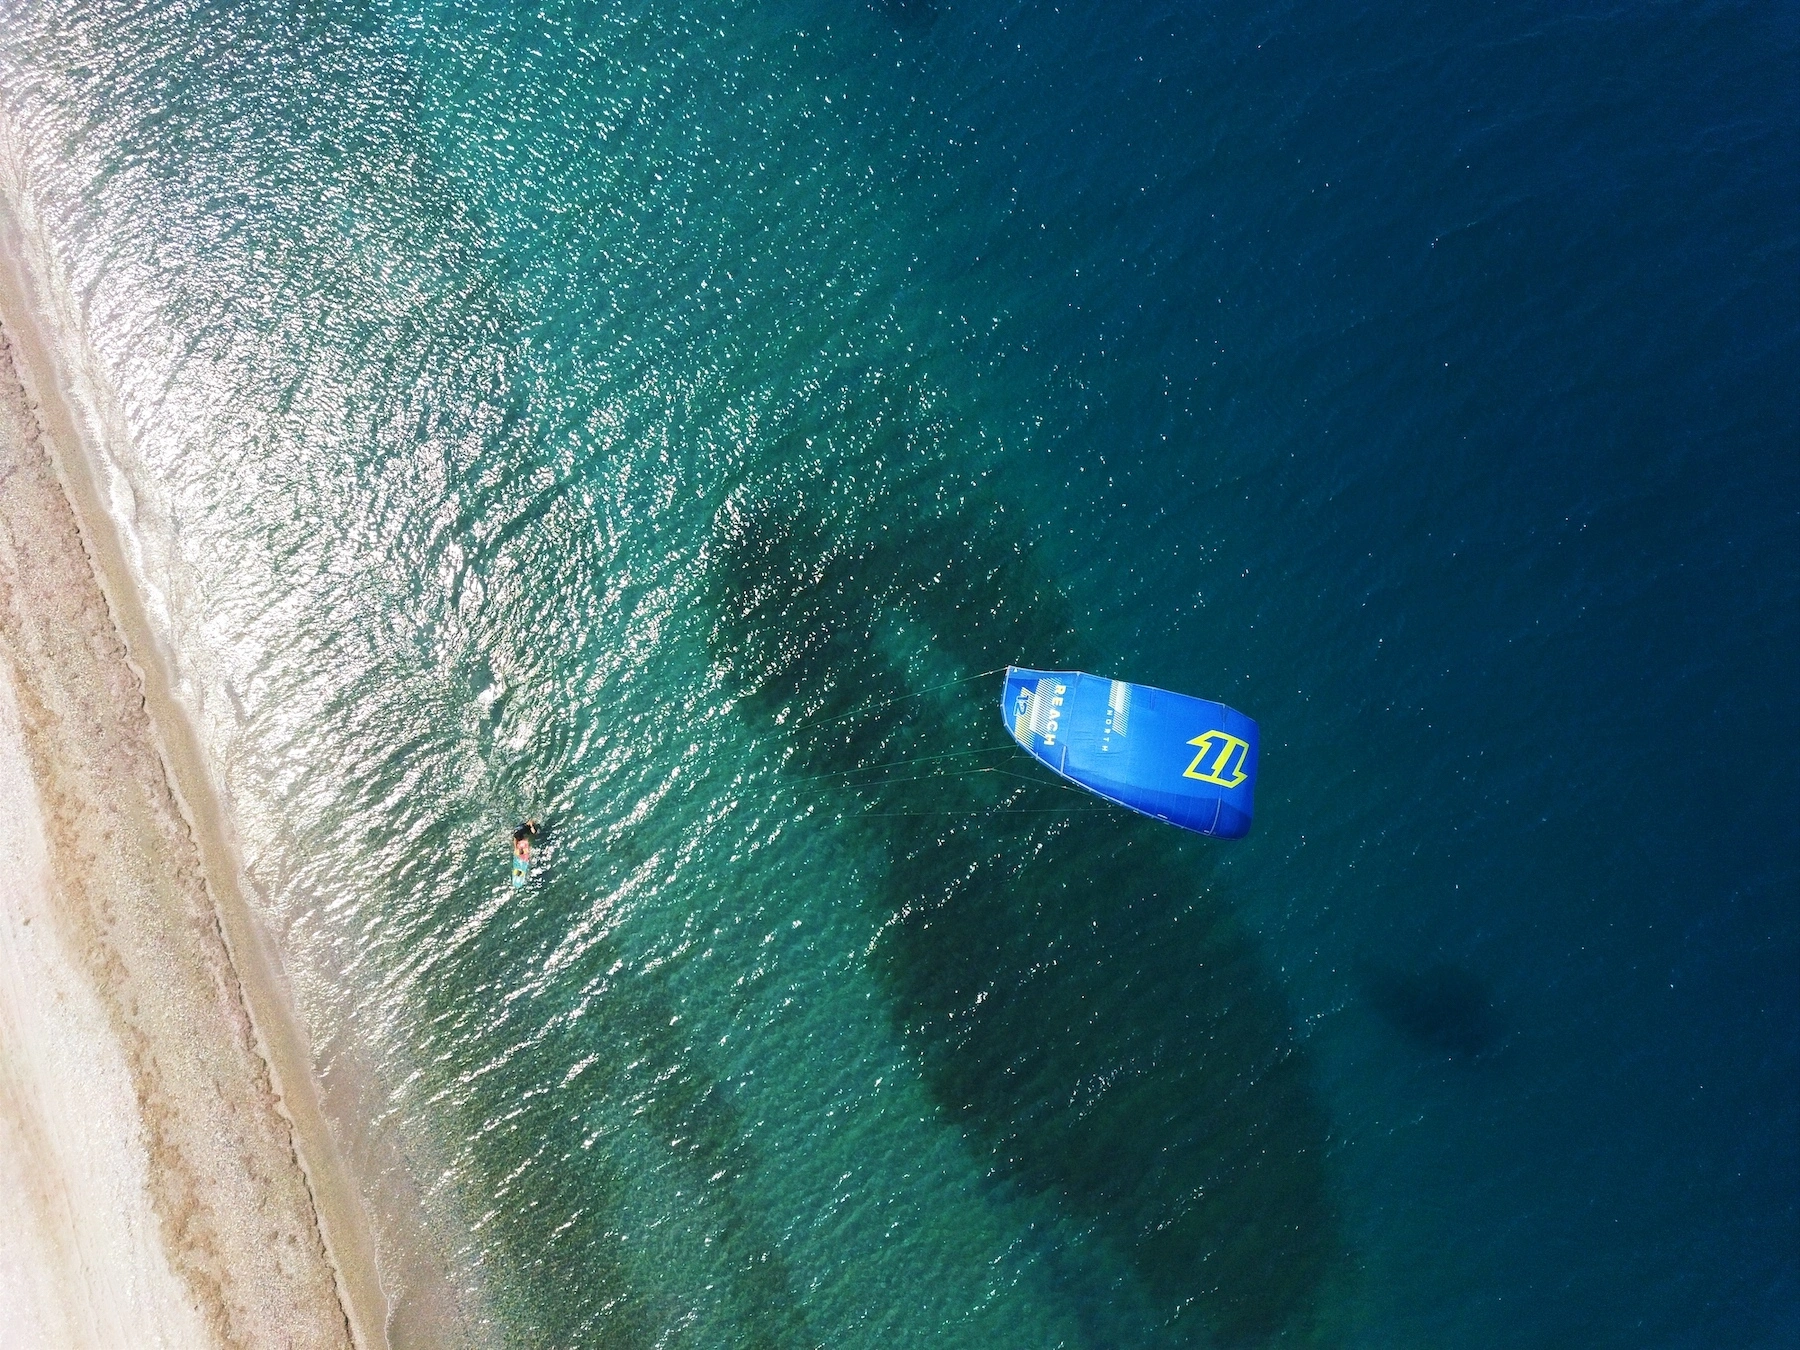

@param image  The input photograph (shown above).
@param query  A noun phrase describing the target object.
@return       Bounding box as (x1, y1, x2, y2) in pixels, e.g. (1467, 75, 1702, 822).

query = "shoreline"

(0, 182, 388, 1344)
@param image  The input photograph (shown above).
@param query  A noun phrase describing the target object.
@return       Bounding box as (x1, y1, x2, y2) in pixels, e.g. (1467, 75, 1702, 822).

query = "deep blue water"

(2, 0, 1795, 1345)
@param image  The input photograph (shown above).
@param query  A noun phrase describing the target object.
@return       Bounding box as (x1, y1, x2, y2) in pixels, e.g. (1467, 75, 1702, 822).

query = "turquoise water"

(3, 1, 1795, 1345)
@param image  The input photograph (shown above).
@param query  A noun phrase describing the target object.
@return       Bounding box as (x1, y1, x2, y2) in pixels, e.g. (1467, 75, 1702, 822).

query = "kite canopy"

(1001, 667, 1258, 838)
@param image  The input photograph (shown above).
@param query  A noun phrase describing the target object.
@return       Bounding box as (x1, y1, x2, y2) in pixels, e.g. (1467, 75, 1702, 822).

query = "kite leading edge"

(1001, 667, 1258, 838)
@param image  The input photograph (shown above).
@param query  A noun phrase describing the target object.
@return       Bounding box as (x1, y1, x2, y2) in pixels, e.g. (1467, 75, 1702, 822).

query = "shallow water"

(2, 0, 1795, 1345)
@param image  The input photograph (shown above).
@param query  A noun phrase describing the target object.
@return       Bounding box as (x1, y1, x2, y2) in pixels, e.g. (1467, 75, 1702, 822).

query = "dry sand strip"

(0, 192, 387, 1346)
(0, 658, 218, 1347)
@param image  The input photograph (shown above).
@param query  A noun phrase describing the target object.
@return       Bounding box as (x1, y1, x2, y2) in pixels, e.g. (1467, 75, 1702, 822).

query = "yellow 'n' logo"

(1183, 731, 1249, 788)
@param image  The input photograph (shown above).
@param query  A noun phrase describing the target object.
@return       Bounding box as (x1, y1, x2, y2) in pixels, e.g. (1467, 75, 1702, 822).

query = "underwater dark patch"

(707, 465, 1341, 1346)
(871, 0, 941, 34)
(1363, 963, 1499, 1061)
(384, 798, 811, 1347)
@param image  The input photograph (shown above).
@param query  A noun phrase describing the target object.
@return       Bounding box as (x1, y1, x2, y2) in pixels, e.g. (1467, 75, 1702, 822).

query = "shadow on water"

(707, 464, 1342, 1346)
(1361, 963, 1501, 1061)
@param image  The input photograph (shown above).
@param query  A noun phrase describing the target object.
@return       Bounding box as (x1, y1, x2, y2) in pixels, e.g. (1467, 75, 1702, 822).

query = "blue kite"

(1001, 667, 1258, 838)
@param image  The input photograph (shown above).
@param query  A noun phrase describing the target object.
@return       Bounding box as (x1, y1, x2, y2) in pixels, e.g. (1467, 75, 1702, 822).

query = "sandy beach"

(0, 188, 386, 1346)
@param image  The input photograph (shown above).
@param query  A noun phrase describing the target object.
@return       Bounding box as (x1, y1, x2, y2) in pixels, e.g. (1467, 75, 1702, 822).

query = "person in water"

(513, 820, 539, 864)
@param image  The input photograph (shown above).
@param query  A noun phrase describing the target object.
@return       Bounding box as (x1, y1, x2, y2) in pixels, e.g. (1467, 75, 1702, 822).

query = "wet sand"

(0, 188, 387, 1346)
